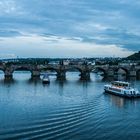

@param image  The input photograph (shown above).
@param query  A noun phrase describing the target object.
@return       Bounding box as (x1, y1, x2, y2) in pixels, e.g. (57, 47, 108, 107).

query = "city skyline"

(0, 0, 139, 58)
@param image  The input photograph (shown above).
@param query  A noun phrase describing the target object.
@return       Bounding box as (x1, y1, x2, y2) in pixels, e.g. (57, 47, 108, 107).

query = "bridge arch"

(94, 67, 107, 77)
(40, 67, 58, 72)
(40, 66, 59, 80)
(114, 67, 129, 76)
(65, 66, 83, 80)
(65, 66, 83, 72)
(12, 66, 33, 79)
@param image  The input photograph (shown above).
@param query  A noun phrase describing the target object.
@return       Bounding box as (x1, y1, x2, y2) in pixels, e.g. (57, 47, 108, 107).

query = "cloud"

(0, 0, 24, 15)
(0, 35, 133, 58)
(0, 0, 139, 57)
(0, 30, 22, 37)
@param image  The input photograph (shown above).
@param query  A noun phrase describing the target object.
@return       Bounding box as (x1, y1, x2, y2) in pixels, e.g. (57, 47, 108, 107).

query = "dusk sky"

(0, 0, 139, 58)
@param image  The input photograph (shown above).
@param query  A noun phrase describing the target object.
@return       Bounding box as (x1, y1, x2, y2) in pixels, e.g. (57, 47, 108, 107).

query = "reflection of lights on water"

(110, 95, 124, 108)
(110, 94, 140, 108)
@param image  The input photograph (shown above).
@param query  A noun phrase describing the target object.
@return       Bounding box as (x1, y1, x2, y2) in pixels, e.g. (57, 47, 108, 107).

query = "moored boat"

(104, 81, 140, 98)
(42, 74, 50, 84)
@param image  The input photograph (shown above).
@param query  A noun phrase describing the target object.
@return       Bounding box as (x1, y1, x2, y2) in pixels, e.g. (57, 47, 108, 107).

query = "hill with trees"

(126, 51, 140, 60)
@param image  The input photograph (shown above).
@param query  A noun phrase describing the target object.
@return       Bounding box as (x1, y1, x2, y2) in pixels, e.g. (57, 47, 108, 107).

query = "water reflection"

(0, 78, 16, 85)
(57, 81, 64, 96)
(27, 77, 41, 85)
(106, 94, 126, 108)
(104, 92, 140, 109)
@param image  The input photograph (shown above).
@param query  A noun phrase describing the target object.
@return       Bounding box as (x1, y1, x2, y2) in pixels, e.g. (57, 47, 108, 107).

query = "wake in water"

(0, 95, 103, 140)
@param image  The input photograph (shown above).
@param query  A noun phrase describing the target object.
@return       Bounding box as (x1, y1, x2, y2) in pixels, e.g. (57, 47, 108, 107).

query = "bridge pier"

(57, 71, 66, 80)
(80, 71, 90, 81)
(5, 74, 13, 80)
(4, 69, 13, 80)
(31, 70, 40, 79)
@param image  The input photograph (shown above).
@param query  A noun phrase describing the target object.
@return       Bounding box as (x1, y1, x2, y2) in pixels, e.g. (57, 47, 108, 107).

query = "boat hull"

(42, 80, 50, 84)
(104, 89, 140, 98)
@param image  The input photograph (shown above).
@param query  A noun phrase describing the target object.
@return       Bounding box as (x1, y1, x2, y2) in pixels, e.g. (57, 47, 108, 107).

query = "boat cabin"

(111, 81, 130, 88)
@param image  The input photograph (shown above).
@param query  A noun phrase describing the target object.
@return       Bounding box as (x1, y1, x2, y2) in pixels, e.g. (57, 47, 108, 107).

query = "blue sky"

(0, 0, 139, 58)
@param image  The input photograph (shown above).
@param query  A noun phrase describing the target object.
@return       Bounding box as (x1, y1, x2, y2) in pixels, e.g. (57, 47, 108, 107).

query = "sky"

(0, 0, 139, 58)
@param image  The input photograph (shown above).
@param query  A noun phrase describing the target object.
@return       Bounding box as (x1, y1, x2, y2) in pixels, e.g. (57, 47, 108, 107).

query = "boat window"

(112, 82, 129, 87)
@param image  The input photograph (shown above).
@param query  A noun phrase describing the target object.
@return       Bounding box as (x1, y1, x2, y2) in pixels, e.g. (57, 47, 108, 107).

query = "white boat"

(42, 74, 50, 84)
(104, 81, 140, 98)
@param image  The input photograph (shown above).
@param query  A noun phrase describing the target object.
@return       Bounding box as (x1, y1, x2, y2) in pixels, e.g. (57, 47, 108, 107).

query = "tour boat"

(42, 74, 50, 84)
(104, 81, 140, 98)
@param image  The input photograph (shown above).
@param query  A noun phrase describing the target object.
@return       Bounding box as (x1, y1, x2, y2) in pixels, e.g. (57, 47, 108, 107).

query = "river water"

(0, 72, 140, 140)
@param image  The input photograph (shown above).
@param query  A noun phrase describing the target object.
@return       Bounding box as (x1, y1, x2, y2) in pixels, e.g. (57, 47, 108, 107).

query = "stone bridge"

(0, 63, 93, 80)
(94, 65, 140, 79)
(0, 63, 140, 80)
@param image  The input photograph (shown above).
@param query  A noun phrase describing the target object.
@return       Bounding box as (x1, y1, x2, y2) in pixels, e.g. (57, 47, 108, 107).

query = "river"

(0, 72, 140, 140)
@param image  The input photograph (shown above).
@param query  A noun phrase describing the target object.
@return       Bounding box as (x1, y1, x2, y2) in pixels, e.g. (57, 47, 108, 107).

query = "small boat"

(104, 81, 140, 98)
(42, 74, 50, 84)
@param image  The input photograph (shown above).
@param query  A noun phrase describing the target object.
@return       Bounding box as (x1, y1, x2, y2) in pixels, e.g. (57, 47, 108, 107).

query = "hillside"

(126, 51, 140, 60)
